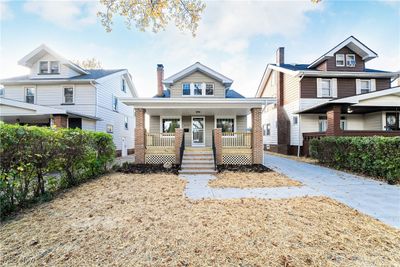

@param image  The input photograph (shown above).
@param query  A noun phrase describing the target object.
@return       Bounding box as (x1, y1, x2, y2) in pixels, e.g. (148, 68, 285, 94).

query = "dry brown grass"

(209, 171, 302, 188)
(1, 173, 399, 267)
(267, 151, 318, 164)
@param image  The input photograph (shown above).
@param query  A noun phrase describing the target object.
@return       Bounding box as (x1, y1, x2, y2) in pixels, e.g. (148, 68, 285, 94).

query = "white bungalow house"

(121, 63, 266, 174)
(0, 45, 138, 156)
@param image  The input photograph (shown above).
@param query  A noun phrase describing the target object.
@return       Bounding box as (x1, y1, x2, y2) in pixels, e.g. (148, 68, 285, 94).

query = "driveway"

(264, 153, 400, 228)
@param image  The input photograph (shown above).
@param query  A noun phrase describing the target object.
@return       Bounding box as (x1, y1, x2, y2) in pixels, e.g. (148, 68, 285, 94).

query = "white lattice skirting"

(222, 154, 252, 165)
(145, 154, 176, 164)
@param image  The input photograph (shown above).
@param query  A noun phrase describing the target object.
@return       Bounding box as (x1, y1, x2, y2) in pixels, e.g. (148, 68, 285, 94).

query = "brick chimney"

(157, 64, 164, 97)
(276, 47, 284, 66)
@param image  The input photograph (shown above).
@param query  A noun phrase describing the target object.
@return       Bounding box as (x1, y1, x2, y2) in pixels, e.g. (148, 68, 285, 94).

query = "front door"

(192, 117, 205, 146)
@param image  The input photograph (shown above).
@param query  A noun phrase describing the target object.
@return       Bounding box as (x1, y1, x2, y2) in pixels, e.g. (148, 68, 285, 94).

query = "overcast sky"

(1, 0, 399, 97)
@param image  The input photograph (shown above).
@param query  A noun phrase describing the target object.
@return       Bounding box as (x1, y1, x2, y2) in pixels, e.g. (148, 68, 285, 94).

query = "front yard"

(1, 173, 400, 266)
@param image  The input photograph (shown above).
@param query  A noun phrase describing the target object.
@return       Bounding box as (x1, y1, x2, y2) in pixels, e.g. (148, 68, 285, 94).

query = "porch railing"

(179, 133, 185, 168)
(211, 130, 217, 170)
(146, 133, 175, 147)
(222, 132, 252, 148)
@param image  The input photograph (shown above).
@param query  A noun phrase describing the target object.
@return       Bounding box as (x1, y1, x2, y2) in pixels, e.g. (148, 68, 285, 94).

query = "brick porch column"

(214, 128, 223, 165)
(326, 105, 342, 136)
(174, 128, 184, 164)
(53, 114, 68, 128)
(251, 108, 263, 164)
(134, 108, 146, 164)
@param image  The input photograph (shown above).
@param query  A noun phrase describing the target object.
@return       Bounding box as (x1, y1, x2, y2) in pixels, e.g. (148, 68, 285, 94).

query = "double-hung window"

(193, 83, 202, 95)
(263, 123, 271, 136)
(39, 61, 49, 74)
(63, 86, 74, 104)
(360, 80, 371, 94)
(346, 54, 356, 67)
(216, 118, 235, 133)
(321, 79, 332, 97)
(50, 61, 59, 73)
(39, 61, 59, 74)
(162, 118, 181, 133)
(182, 83, 190, 95)
(318, 116, 327, 132)
(112, 95, 118, 111)
(205, 83, 214, 95)
(335, 54, 345, 67)
(25, 87, 35, 103)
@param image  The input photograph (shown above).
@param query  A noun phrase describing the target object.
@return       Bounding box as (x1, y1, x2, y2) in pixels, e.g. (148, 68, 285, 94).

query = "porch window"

(162, 118, 181, 133)
(360, 80, 371, 94)
(216, 118, 235, 133)
(206, 83, 214, 95)
(336, 54, 345, 67)
(182, 83, 190, 95)
(318, 116, 327, 132)
(193, 83, 202, 95)
(25, 87, 35, 104)
(346, 54, 356, 67)
(321, 79, 332, 97)
(63, 86, 74, 104)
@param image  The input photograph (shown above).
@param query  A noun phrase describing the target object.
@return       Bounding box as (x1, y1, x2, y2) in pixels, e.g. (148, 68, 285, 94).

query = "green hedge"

(0, 123, 115, 218)
(309, 136, 400, 184)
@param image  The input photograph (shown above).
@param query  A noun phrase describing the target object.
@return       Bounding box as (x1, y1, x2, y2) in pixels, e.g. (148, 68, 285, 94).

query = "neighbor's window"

(106, 124, 114, 133)
(25, 87, 35, 103)
(216, 118, 235, 133)
(50, 61, 59, 73)
(205, 83, 214, 95)
(336, 54, 345, 67)
(122, 78, 126, 92)
(321, 79, 332, 97)
(193, 83, 202, 95)
(39, 61, 49, 74)
(112, 95, 118, 111)
(360, 80, 371, 94)
(124, 116, 128, 130)
(0, 86, 4, 98)
(63, 86, 74, 104)
(162, 118, 181, 133)
(293, 116, 298, 125)
(340, 116, 347, 130)
(346, 54, 356, 67)
(182, 83, 190, 95)
(318, 116, 327, 132)
(264, 123, 271, 136)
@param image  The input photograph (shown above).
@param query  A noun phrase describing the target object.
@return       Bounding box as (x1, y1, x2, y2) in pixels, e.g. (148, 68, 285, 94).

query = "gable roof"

(18, 44, 88, 75)
(308, 36, 378, 69)
(153, 88, 244, 99)
(163, 62, 233, 86)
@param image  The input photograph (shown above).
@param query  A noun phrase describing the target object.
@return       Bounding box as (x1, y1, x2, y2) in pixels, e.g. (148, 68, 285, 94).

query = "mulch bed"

(114, 163, 180, 174)
(217, 164, 273, 173)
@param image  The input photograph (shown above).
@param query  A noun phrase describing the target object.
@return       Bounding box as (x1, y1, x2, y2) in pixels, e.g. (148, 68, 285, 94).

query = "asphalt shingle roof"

(273, 63, 392, 73)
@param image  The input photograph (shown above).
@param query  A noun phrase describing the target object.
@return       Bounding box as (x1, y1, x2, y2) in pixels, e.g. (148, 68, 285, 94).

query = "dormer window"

(346, 54, 356, 67)
(194, 83, 202, 95)
(39, 61, 59, 74)
(182, 83, 190, 95)
(335, 54, 345, 67)
(182, 82, 213, 96)
(205, 83, 214, 95)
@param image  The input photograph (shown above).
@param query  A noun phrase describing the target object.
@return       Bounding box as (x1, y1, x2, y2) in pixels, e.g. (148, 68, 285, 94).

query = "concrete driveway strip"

(263, 153, 400, 228)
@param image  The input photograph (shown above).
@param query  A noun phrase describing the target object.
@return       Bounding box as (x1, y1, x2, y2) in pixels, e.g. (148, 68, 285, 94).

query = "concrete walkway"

(264, 153, 400, 228)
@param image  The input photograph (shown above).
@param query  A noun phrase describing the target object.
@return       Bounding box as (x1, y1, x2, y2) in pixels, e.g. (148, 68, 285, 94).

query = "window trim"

(50, 61, 60, 74)
(24, 86, 36, 104)
(193, 82, 203, 96)
(112, 95, 118, 112)
(182, 82, 191, 96)
(335, 54, 345, 67)
(106, 124, 114, 133)
(265, 123, 271, 136)
(205, 83, 214, 96)
(360, 79, 371, 94)
(38, 60, 60, 74)
(62, 85, 75, 104)
(318, 116, 327, 132)
(181, 82, 215, 97)
(159, 116, 182, 134)
(321, 79, 332, 98)
(121, 77, 126, 93)
(346, 54, 356, 67)
(214, 116, 237, 134)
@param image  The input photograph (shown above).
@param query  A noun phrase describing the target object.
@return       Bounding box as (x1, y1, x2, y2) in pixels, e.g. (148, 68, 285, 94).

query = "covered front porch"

(122, 98, 265, 166)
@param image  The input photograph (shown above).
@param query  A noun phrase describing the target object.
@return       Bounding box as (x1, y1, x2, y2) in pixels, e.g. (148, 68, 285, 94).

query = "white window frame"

(124, 116, 129, 130)
(335, 54, 345, 67)
(62, 85, 74, 104)
(112, 95, 118, 112)
(159, 116, 182, 134)
(191, 116, 206, 146)
(205, 83, 214, 96)
(182, 83, 191, 96)
(214, 116, 236, 135)
(318, 118, 327, 132)
(121, 78, 126, 93)
(193, 82, 203, 96)
(360, 79, 371, 94)
(24, 86, 36, 104)
(38, 61, 60, 74)
(346, 54, 356, 67)
(50, 61, 60, 74)
(321, 79, 332, 97)
(106, 124, 114, 133)
(265, 123, 271, 136)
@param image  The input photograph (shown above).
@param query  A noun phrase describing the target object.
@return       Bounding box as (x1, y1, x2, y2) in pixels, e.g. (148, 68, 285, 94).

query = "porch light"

(347, 107, 353, 113)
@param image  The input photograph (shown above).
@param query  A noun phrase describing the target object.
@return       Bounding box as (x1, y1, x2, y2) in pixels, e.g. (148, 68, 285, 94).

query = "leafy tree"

(98, 0, 206, 36)
(74, 58, 103, 69)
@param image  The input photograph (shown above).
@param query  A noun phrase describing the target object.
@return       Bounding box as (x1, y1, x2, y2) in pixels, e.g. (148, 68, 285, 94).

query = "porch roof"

(121, 97, 266, 116)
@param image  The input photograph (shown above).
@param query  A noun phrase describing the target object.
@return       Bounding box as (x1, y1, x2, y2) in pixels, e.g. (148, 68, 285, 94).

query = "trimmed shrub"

(310, 136, 400, 184)
(0, 123, 115, 218)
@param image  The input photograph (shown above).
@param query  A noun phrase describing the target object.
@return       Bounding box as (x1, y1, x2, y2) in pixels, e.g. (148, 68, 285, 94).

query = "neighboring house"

(0, 45, 137, 156)
(256, 36, 400, 156)
(121, 62, 265, 172)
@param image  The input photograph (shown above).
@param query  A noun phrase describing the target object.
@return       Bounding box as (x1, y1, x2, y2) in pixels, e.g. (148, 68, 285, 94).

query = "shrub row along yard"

(310, 136, 400, 184)
(0, 123, 115, 218)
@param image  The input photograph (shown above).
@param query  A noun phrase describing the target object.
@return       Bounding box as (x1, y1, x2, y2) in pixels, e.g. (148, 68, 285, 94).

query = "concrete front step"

(179, 169, 217, 175)
(183, 156, 213, 160)
(185, 147, 212, 152)
(181, 164, 215, 169)
(182, 159, 214, 164)
(184, 152, 213, 156)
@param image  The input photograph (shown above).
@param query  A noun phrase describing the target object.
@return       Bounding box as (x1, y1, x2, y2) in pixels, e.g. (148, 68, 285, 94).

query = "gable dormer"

(308, 36, 378, 72)
(158, 62, 234, 98)
(18, 44, 89, 79)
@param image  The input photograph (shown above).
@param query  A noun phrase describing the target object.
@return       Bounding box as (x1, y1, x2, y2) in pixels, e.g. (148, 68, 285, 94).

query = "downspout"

(297, 73, 305, 157)
(90, 80, 98, 131)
